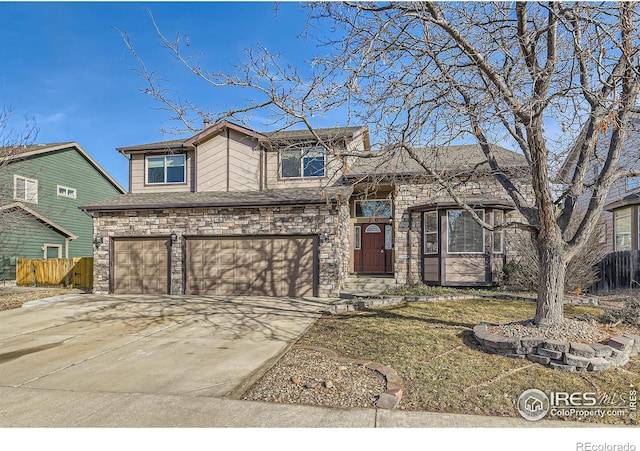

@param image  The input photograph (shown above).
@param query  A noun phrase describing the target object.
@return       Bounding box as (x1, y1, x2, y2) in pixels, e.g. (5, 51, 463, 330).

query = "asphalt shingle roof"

(80, 186, 353, 212)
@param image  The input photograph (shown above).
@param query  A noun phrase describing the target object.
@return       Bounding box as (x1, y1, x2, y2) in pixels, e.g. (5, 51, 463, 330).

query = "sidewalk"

(0, 386, 598, 428)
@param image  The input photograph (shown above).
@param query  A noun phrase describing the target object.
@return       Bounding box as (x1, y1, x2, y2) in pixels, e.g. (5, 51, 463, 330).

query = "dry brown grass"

(297, 298, 639, 425)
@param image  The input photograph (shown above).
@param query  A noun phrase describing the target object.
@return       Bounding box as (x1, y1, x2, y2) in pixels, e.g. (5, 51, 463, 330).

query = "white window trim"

(447, 209, 486, 254)
(145, 154, 187, 185)
(14, 175, 38, 203)
(57, 185, 77, 199)
(43, 244, 62, 260)
(279, 147, 326, 179)
(423, 211, 438, 255)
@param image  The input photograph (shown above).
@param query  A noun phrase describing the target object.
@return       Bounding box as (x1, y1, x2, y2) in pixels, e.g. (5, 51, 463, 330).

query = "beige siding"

(423, 256, 439, 282)
(196, 130, 261, 192)
(130, 151, 194, 193)
(444, 257, 486, 283)
(196, 134, 228, 192)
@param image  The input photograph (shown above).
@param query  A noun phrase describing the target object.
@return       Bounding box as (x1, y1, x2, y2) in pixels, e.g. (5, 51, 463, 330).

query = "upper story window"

(14, 175, 38, 203)
(57, 185, 77, 199)
(146, 154, 186, 184)
(280, 147, 325, 178)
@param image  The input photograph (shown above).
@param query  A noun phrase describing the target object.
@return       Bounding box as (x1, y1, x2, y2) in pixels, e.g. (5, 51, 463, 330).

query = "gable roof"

(0, 202, 78, 239)
(80, 186, 353, 212)
(0, 142, 125, 194)
(116, 121, 369, 154)
(345, 144, 528, 178)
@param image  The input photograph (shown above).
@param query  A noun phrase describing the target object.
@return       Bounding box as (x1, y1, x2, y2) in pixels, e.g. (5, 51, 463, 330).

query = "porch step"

(340, 276, 398, 299)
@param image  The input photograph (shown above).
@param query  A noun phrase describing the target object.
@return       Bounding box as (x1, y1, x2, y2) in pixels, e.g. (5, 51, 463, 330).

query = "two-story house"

(0, 143, 125, 280)
(81, 121, 530, 298)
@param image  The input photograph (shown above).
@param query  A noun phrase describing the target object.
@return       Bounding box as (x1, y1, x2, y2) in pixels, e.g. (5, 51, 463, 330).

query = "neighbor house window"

(447, 209, 485, 253)
(627, 176, 640, 191)
(355, 200, 392, 218)
(146, 154, 186, 184)
(280, 147, 325, 178)
(614, 208, 632, 251)
(14, 175, 38, 203)
(423, 211, 438, 254)
(57, 185, 77, 199)
(493, 210, 505, 254)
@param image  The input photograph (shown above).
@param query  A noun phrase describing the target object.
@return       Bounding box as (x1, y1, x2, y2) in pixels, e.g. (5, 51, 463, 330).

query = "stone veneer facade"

(392, 175, 530, 285)
(92, 202, 351, 298)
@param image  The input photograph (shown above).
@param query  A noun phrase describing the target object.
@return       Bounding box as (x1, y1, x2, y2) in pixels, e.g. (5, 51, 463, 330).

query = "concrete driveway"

(0, 294, 329, 426)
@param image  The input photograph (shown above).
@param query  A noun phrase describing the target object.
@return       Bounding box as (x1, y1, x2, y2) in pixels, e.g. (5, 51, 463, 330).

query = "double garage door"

(112, 236, 316, 297)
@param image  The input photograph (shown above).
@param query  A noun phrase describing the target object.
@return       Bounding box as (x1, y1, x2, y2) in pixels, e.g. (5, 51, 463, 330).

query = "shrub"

(599, 297, 640, 326)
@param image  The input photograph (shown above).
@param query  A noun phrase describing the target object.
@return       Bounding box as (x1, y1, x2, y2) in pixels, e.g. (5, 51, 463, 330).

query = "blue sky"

(0, 1, 318, 189)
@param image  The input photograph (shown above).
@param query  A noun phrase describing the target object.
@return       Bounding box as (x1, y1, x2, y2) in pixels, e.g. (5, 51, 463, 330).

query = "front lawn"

(297, 298, 639, 425)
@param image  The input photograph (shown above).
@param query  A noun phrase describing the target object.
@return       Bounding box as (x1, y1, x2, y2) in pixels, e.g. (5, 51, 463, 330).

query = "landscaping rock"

(473, 324, 490, 341)
(537, 347, 563, 360)
(324, 380, 334, 389)
(564, 353, 591, 368)
(375, 392, 400, 409)
(528, 354, 551, 365)
(608, 336, 635, 352)
(550, 360, 576, 372)
(520, 336, 545, 348)
(590, 343, 614, 358)
(588, 357, 611, 372)
(483, 335, 521, 350)
(570, 342, 596, 359)
(623, 334, 640, 353)
(544, 339, 570, 353)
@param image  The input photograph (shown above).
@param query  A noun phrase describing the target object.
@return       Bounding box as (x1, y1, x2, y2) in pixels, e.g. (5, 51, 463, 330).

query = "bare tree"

(121, 2, 640, 326)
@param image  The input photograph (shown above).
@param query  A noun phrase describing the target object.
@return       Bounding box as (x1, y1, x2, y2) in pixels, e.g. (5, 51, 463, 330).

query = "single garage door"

(186, 236, 316, 297)
(112, 237, 170, 294)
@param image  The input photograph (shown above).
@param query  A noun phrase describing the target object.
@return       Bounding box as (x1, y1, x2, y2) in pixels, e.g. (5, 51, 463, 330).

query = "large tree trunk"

(534, 240, 566, 327)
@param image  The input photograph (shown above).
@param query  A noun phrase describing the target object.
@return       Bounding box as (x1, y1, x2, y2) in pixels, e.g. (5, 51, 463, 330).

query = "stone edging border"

(326, 292, 598, 315)
(472, 324, 640, 372)
(298, 345, 404, 409)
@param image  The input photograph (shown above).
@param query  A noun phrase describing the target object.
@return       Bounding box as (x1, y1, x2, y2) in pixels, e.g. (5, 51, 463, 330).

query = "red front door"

(358, 223, 386, 273)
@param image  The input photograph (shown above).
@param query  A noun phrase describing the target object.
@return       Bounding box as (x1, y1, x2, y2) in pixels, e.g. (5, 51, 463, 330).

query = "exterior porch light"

(171, 231, 178, 243)
(93, 234, 104, 248)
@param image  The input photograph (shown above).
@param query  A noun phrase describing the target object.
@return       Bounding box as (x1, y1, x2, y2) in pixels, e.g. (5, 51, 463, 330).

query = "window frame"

(43, 244, 62, 260)
(354, 200, 392, 218)
(57, 185, 77, 199)
(492, 210, 505, 254)
(353, 226, 362, 250)
(14, 175, 38, 203)
(279, 146, 326, 179)
(145, 154, 187, 185)
(447, 209, 485, 254)
(423, 211, 438, 255)
(614, 208, 632, 251)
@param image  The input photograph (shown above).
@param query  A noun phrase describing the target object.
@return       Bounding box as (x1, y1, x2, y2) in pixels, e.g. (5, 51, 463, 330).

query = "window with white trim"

(14, 175, 38, 203)
(447, 209, 485, 254)
(423, 211, 438, 254)
(146, 154, 186, 184)
(280, 147, 326, 178)
(57, 185, 77, 199)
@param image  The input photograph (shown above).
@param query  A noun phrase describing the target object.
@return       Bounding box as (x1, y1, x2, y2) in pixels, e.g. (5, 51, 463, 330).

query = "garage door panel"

(186, 236, 315, 296)
(113, 238, 169, 295)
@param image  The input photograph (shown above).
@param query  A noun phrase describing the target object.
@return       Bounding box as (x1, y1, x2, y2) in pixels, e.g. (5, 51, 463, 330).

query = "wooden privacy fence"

(16, 257, 93, 289)
(590, 250, 640, 294)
